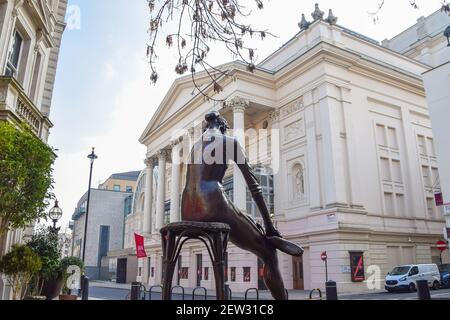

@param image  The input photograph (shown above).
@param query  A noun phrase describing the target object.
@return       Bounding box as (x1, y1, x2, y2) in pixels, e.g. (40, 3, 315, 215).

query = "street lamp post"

(81, 148, 98, 263)
(48, 200, 63, 234)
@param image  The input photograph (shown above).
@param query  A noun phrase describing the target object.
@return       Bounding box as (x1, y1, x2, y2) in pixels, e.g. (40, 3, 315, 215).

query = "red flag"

(134, 233, 147, 258)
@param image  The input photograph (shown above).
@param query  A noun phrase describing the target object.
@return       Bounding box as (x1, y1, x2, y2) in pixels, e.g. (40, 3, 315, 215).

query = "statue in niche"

(294, 164, 305, 199)
(181, 111, 304, 300)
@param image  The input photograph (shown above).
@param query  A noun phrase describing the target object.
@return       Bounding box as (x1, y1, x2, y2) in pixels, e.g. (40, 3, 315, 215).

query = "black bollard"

(326, 281, 338, 300)
(81, 275, 89, 300)
(130, 282, 142, 300)
(416, 280, 431, 300)
(224, 282, 230, 300)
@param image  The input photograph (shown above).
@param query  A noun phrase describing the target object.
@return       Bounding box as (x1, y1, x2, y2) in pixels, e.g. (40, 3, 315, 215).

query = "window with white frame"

(246, 166, 274, 217)
(5, 30, 23, 77)
(417, 134, 441, 219)
(375, 123, 406, 217)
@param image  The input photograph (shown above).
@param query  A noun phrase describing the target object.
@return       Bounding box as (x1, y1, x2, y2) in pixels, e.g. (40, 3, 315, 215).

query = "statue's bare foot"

(267, 236, 304, 257)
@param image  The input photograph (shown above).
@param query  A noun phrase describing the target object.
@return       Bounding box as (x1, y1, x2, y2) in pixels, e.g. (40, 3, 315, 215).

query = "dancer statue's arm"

(233, 139, 282, 238)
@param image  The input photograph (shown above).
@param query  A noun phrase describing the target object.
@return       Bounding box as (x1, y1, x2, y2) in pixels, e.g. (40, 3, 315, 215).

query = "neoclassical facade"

(123, 12, 450, 293)
(0, 0, 68, 299)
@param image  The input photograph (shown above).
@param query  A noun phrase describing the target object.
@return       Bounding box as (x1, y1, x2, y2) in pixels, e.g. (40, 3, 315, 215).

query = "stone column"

(143, 156, 155, 234)
(170, 139, 182, 223)
(227, 97, 249, 212)
(155, 150, 168, 231)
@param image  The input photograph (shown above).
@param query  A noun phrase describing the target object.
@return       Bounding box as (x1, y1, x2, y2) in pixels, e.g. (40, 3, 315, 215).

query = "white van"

(385, 264, 441, 292)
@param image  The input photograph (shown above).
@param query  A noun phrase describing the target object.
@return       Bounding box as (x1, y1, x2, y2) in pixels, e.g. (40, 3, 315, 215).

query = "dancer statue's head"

(204, 111, 229, 134)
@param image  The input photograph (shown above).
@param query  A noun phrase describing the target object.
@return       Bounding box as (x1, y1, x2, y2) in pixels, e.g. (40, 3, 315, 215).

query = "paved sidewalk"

(89, 281, 384, 300)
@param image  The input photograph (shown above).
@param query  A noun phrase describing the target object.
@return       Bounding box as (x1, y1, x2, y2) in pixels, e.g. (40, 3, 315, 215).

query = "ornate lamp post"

(81, 148, 98, 263)
(49, 200, 63, 234)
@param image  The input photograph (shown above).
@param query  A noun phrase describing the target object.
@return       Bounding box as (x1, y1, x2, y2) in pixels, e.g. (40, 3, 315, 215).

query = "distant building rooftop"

(109, 171, 141, 181)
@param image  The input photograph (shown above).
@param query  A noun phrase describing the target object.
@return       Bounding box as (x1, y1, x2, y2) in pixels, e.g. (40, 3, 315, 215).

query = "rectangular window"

(164, 201, 171, 225)
(384, 193, 394, 215)
(5, 30, 23, 77)
(204, 267, 209, 281)
(431, 168, 439, 189)
(387, 127, 398, 149)
(243, 267, 251, 282)
(376, 124, 387, 147)
(97, 226, 110, 266)
(426, 138, 435, 157)
(422, 166, 431, 187)
(180, 267, 189, 279)
(426, 197, 434, 218)
(418, 135, 426, 155)
(230, 267, 236, 282)
(147, 257, 151, 279)
(381, 158, 391, 181)
(151, 267, 154, 278)
(113, 185, 121, 192)
(124, 195, 132, 216)
(396, 194, 405, 217)
(392, 160, 402, 183)
(138, 267, 142, 277)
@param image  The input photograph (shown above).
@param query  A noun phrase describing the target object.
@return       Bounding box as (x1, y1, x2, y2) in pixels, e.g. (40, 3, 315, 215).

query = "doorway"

(292, 256, 304, 290)
(117, 258, 127, 284)
(196, 254, 203, 287)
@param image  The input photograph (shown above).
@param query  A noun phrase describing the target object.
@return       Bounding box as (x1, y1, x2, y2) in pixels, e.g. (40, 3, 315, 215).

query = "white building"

(385, 10, 450, 256)
(123, 8, 450, 293)
(0, 0, 68, 300)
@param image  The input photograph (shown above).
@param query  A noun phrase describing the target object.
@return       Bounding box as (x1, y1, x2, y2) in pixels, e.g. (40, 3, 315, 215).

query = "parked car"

(439, 264, 450, 288)
(385, 264, 441, 293)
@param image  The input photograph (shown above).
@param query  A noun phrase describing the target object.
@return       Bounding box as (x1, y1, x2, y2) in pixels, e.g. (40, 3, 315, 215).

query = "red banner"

(134, 233, 147, 258)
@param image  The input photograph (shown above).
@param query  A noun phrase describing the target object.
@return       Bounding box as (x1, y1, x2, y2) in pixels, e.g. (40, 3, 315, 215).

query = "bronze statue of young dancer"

(181, 111, 303, 300)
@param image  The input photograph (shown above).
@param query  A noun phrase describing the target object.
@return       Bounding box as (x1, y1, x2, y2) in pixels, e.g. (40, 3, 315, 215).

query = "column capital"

(170, 136, 183, 149)
(268, 110, 280, 122)
(144, 156, 157, 167)
(156, 149, 170, 161)
(226, 96, 249, 113)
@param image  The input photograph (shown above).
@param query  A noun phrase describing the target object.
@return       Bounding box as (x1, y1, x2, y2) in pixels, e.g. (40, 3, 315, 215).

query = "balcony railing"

(0, 76, 52, 140)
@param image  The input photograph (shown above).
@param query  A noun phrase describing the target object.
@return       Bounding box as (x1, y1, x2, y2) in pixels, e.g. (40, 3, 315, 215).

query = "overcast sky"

(48, 0, 442, 228)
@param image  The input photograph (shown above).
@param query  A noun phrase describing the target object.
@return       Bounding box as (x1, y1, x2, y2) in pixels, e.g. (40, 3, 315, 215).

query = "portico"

(141, 95, 277, 239)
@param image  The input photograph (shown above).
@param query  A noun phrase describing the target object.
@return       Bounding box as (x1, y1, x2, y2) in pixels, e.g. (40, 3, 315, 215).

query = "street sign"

(321, 251, 327, 261)
(436, 240, 448, 251)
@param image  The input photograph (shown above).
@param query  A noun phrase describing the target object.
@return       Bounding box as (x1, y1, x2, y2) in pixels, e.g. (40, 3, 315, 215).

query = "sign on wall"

(435, 193, 444, 206)
(134, 233, 147, 258)
(444, 204, 450, 216)
(349, 251, 365, 282)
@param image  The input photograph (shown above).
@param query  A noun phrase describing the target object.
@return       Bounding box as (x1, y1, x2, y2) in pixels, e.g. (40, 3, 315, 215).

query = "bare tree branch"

(146, 0, 272, 100)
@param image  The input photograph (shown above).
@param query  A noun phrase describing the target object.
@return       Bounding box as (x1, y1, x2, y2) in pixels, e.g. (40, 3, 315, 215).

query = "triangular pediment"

(139, 61, 244, 143)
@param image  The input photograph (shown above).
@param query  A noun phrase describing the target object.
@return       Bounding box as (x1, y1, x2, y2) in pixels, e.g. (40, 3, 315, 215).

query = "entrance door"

(196, 254, 203, 287)
(292, 256, 304, 290)
(258, 258, 267, 290)
(117, 258, 127, 284)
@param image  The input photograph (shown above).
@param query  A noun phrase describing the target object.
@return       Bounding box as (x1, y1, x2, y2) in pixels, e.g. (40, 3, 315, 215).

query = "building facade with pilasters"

(123, 16, 450, 293)
(0, 0, 68, 300)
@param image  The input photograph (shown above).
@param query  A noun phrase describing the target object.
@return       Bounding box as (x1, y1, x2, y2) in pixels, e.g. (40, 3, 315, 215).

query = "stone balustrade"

(0, 76, 52, 141)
